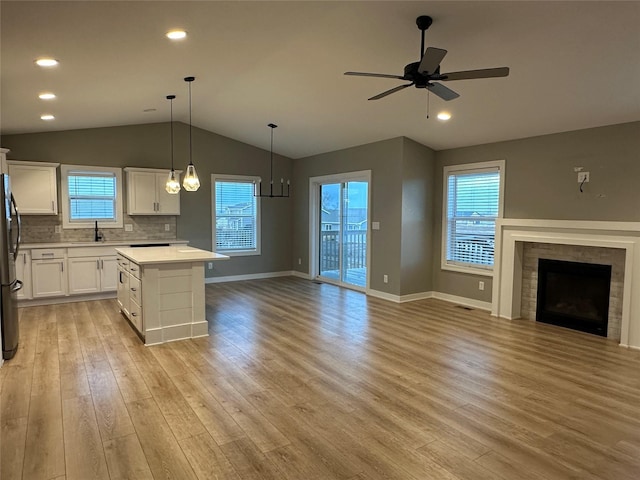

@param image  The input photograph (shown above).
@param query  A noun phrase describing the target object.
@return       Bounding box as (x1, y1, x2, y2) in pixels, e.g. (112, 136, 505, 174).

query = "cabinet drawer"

(129, 299, 143, 332)
(129, 276, 141, 304)
(128, 262, 141, 278)
(31, 248, 65, 259)
(117, 256, 130, 269)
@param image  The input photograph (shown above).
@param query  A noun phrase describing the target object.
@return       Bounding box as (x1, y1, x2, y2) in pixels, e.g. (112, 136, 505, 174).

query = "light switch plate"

(124, 224, 133, 232)
(577, 172, 590, 183)
(164, 224, 171, 231)
(54, 225, 61, 234)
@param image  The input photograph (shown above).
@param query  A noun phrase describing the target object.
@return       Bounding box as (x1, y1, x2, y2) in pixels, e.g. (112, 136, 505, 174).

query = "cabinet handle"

(61, 262, 64, 272)
(97, 260, 100, 269)
(42, 252, 54, 257)
(131, 312, 138, 316)
(100, 259, 103, 269)
(130, 287, 137, 292)
(23, 255, 26, 264)
(51, 201, 54, 211)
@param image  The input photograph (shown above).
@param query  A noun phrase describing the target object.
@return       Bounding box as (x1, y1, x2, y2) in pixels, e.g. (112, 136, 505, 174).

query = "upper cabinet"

(7, 161, 59, 215)
(125, 168, 180, 215)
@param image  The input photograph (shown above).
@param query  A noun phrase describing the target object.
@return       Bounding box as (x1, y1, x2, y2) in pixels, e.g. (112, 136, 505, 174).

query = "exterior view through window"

(444, 161, 504, 271)
(67, 171, 117, 221)
(213, 176, 260, 255)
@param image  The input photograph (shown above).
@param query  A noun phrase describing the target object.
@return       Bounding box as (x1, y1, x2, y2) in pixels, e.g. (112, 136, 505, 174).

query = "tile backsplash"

(20, 214, 178, 244)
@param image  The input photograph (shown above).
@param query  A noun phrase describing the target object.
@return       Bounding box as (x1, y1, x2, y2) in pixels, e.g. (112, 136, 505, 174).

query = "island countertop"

(115, 245, 229, 265)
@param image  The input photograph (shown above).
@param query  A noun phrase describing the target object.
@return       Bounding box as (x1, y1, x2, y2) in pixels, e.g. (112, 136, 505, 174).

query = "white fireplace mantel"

(491, 219, 640, 349)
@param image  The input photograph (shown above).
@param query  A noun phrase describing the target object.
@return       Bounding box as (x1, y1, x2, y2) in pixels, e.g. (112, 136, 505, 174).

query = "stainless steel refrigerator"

(1, 174, 22, 360)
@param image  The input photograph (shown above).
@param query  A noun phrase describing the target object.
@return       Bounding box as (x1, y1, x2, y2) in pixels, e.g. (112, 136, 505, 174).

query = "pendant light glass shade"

(183, 76, 200, 192)
(183, 164, 200, 191)
(166, 169, 181, 194)
(165, 94, 181, 194)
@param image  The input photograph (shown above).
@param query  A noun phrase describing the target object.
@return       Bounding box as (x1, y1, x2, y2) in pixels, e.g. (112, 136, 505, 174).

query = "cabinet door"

(68, 257, 101, 295)
(127, 171, 157, 214)
(32, 260, 66, 298)
(155, 173, 180, 214)
(9, 164, 58, 214)
(15, 252, 32, 300)
(100, 256, 118, 292)
(117, 267, 130, 317)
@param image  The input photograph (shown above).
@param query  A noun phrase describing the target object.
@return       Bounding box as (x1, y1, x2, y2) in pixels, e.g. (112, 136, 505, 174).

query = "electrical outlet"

(208, 262, 213, 269)
(124, 224, 133, 232)
(164, 224, 171, 231)
(54, 225, 61, 234)
(577, 172, 590, 183)
(298, 258, 302, 265)
(479, 281, 485, 291)
(383, 274, 388, 284)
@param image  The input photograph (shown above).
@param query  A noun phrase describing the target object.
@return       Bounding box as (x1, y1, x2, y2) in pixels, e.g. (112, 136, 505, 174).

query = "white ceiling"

(1, 1, 639, 159)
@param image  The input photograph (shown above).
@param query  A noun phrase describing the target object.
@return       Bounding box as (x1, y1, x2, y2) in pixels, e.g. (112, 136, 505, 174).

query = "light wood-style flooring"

(2, 277, 640, 479)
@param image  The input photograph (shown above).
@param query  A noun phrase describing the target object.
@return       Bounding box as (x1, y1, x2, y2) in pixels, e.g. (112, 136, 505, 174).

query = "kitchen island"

(115, 245, 228, 345)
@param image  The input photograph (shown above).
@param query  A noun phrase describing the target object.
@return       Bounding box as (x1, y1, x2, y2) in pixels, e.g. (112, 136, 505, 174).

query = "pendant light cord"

(188, 80, 193, 166)
(170, 97, 174, 170)
(270, 126, 274, 185)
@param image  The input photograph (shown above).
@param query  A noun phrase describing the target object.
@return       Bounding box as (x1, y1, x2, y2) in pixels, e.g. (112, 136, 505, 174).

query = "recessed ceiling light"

(40, 114, 55, 121)
(39, 92, 56, 100)
(437, 112, 452, 121)
(35, 58, 59, 67)
(166, 30, 187, 40)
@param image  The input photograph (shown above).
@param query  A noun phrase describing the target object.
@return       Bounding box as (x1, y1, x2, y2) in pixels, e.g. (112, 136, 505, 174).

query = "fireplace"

(536, 258, 611, 336)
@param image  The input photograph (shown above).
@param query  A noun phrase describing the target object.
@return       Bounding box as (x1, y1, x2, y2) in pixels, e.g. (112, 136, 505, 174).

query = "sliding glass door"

(317, 179, 369, 289)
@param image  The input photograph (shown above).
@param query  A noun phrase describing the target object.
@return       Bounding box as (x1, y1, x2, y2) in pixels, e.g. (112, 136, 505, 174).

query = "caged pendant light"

(182, 76, 200, 192)
(165, 94, 181, 194)
(254, 123, 290, 198)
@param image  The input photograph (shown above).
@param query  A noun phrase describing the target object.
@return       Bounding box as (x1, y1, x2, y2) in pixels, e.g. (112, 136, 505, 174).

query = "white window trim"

(211, 173, 261, 257)
(441, 159, 505, 276)
(60, 164, 123, 229)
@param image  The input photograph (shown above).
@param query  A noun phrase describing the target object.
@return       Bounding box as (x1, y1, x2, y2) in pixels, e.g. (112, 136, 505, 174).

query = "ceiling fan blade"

(441, 67, 510, 81)
(344, 71, 404, 80)
(426, 82, 459, 101)
(418, 47, 447, 74)
(368, 83, 413, 101)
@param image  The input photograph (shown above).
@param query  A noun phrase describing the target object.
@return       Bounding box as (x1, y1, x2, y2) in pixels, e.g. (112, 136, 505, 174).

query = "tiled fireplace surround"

(491, 219, 640, 349)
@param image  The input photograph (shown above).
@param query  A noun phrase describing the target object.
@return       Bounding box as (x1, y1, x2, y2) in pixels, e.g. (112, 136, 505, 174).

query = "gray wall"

(400, 137, 436, 295)
(433, 121, 640, 302)
(2, 122, 293, 278)
(292, 136, 436, 297)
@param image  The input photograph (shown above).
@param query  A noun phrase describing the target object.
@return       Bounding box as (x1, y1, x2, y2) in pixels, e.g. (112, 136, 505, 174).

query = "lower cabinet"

(32, 259, 67, 298)
(68, 255, 118, 295)
(15, 251, 32, 300)
(117, 255, 143, 335)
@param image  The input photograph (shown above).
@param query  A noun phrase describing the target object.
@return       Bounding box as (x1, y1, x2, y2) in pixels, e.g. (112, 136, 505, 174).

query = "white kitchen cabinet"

(15, 251, 32, 300)
(31, 249, 67, 298)
(7, 161, 59, 215)
(67, 246, 117, 295)
(116, 257, 130, 317)
(125, 168, 180, 215)
(116, 255, 144, 334)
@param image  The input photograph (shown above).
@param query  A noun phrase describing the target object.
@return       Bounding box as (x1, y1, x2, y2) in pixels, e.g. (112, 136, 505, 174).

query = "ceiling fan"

(345, 15, 509, 101)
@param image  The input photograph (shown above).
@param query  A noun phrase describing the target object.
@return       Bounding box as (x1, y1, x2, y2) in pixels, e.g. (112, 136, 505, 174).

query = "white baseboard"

(18, 291, 116, 307)
(430, 292, 492, 311)
(205, 270, 295, 284)
(367, 289, 435, 303)
(291, 270, 311, 280)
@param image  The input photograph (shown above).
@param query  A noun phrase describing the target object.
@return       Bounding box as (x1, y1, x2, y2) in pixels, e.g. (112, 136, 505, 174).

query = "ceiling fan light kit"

(345, 15, 509, 102)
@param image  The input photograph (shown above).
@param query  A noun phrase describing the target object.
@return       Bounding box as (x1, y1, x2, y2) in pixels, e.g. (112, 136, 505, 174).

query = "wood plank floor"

(2, 276, 640, 479)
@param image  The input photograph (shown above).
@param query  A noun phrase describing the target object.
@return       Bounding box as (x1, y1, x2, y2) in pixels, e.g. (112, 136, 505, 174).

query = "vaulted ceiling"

(1, 1, 639, 158)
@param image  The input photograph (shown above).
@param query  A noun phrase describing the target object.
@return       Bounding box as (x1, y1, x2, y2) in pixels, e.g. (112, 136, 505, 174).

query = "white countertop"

(22, 239, 189, 249)
(115, 246, 229, 265)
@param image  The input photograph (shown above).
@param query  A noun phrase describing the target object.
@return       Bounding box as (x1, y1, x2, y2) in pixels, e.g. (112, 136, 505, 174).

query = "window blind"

(446, 169, 500, 268)
(67, 171, 117, 221)
(214, 180, 257, 251)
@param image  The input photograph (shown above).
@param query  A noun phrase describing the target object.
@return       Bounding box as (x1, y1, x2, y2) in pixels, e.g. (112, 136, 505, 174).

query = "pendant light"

(165, 94, 180, 194)
(182, 76, 200, 192)
(255, 123, 290, 198)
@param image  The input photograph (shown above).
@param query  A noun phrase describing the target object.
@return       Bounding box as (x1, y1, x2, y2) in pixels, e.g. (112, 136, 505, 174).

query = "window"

(212, 174, 261, 256)
(61, 165, 123, 229)
(442, 160, 504, 274)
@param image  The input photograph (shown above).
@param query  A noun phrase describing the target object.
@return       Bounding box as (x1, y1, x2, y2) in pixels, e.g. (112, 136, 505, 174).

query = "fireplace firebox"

(536, 259, 611, 336)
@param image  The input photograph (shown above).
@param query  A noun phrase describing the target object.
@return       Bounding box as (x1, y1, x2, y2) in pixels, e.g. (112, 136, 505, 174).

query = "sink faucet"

(94, 221, 103, 242)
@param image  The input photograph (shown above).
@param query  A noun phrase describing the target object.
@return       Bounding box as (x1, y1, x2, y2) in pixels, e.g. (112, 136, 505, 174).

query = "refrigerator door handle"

(11, 280, 23, 292)
(10, 193, 21, 259)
